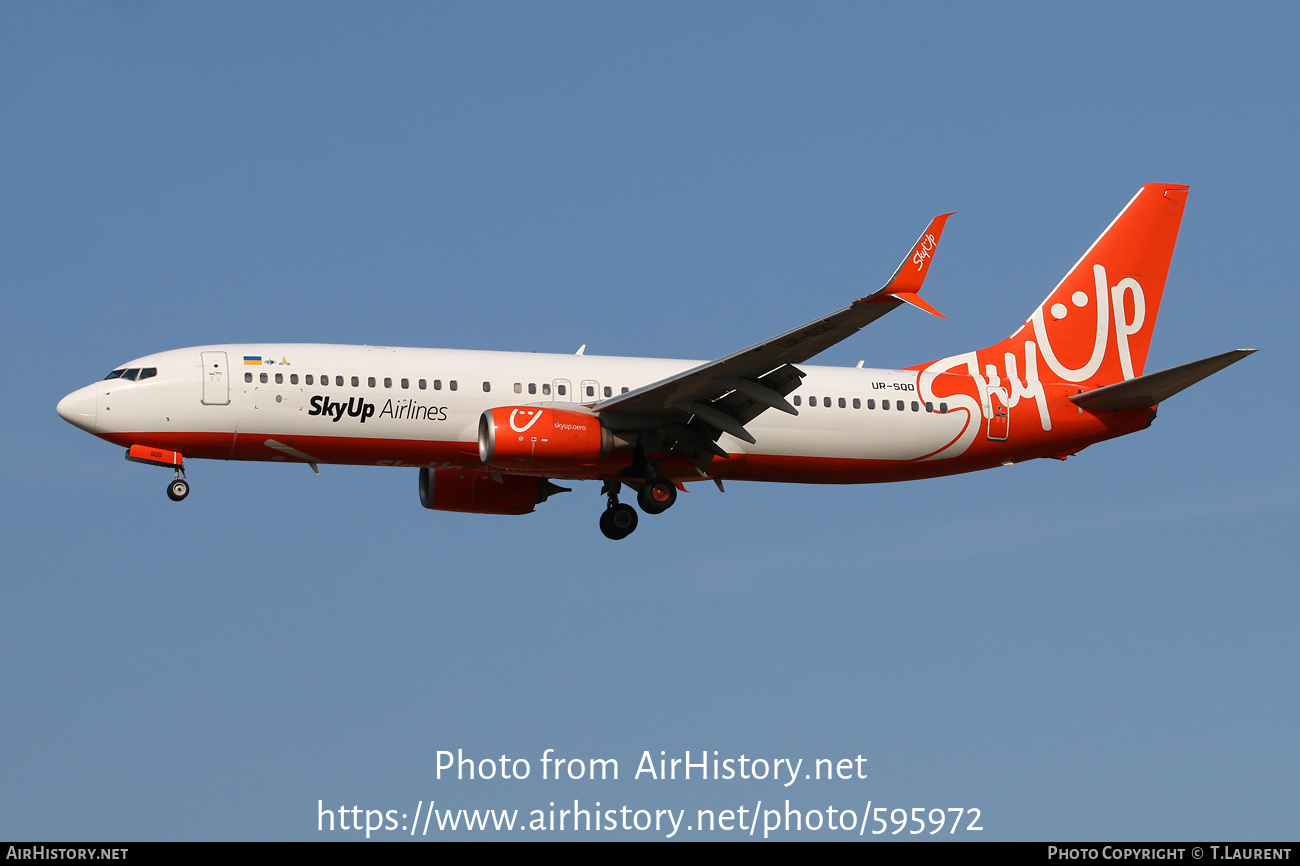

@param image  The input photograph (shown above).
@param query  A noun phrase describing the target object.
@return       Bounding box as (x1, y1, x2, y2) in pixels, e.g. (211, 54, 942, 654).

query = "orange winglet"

(865, 212, 952, 317)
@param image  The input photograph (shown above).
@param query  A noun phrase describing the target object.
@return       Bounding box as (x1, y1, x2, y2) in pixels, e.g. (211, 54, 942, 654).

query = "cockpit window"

(104, 369, 125, 380)
(121, 369, 140, 381)
(139, 368, 157, 380)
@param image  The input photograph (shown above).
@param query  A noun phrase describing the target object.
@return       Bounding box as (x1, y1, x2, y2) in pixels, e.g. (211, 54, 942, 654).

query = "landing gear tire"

(637, 477, 677, 515)
(599, 503, 639, 540)
(167, 478, 190, 502)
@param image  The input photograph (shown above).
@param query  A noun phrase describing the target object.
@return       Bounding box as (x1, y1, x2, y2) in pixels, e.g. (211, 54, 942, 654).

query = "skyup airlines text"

(308, 396, 447, 423)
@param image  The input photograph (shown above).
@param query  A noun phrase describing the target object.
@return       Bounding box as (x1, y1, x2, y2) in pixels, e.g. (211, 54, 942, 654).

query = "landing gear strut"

(599, 481, 638, 540)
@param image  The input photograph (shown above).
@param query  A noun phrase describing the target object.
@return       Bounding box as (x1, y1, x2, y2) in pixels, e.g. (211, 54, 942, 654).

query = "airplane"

(56, 183, 1253, 540)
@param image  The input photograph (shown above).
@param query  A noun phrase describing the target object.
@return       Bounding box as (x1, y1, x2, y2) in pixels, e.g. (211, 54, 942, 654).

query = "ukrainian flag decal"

(243, 356, 262, 366)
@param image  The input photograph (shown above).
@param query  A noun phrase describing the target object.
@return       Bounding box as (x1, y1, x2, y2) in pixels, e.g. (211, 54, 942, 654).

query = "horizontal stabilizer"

(1069, 349, 1256, 411)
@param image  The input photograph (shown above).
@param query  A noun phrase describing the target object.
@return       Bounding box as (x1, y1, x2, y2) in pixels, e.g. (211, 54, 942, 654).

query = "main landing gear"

(637, 476, 677, 515)
(599, 502, 638, 540)
(598, 476, 679, 540)
(599, 481, 638, 540)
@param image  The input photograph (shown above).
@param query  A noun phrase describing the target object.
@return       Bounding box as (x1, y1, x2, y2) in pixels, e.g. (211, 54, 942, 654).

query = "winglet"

(864, 212, 953, 317)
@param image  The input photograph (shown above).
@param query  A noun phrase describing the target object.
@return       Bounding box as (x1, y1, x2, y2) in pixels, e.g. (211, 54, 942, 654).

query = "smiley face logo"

(509, 409, 543, 433)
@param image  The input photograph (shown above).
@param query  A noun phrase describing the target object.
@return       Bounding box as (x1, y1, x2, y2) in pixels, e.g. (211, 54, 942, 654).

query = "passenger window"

(853, 398, 861, 409)
(482, 381, 490, 392)
(528, 383, 537, 395)
(401, 378, 409, 389)
(838, 397, 846, 408)
(557, 384, 566, 396)
(604, 386, 612, 398)
(351, 376, 359, 387)
(305, 375, 313, 385)
(911, 401, 919, 412)
(275, 373, 283, 384)
(431, 380, 439, 390)
(542, 383, 551, 396)
(420, 379, 429, 390)
(245, 372, 253, 383)
(621, 387, 629, 394)
(808, 396, 816, 406)
(140, 368, 157, 380)
(122, 369, 140, 381)
(896, 400, 904, 411)
(940, 402, 948, 413)
(882, 399, 889, 410)
(450, 380, 458, 391)
(260, 372, 268, 384)
(368, 377, 376, 388)
(793, 395, 801, 406)
(335, 376, 344, 387)
(384, 378, 392, 388)
(291, 374, 299, 385)
(824, 397, 831, 407)
(868, 399, 875, 409)
(925, 401, 933, 412)
(585, 385, 595, 397)
(514, 383, 522, 394)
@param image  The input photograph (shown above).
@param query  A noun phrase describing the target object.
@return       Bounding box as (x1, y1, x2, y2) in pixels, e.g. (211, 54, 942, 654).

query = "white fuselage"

(57, 343, 1009, 483)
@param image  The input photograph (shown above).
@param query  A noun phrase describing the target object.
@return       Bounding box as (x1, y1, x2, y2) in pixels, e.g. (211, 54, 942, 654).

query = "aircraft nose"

(57, 387, 97, 432)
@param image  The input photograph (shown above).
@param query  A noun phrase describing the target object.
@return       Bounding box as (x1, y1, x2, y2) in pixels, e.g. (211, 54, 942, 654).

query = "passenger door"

(201, 351, 230, 405)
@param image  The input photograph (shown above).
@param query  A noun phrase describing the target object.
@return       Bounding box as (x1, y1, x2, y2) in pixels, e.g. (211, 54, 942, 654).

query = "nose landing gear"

(167, 475, 190, 501)
(125, 445, 189, 502)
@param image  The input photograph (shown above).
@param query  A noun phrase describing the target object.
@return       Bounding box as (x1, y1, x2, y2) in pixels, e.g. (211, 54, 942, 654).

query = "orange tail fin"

(988, 183, 1189, 386)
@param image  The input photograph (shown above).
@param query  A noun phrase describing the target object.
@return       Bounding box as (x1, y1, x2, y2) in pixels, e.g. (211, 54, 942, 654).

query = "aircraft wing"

(595, 214, 952, 464)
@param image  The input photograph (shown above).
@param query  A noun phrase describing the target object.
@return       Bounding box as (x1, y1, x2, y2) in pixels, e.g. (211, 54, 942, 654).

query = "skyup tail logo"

(309, 395, 376, 423)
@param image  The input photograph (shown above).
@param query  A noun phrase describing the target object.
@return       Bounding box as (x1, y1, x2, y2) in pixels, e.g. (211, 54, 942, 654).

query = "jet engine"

(418, 467, 567, 515)
(478, 406, 613, 474)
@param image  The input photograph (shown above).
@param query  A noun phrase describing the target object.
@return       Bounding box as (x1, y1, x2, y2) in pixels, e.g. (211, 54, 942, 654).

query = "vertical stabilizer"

(989, 183, 1189, 386)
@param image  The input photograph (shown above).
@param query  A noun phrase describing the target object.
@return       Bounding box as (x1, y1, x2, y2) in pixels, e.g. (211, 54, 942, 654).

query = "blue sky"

(2, 2, 1296, 840)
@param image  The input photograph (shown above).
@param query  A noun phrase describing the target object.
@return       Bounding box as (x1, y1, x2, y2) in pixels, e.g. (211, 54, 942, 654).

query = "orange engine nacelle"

(478, 406, 612, 474)
(419, 467, 543, 515)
